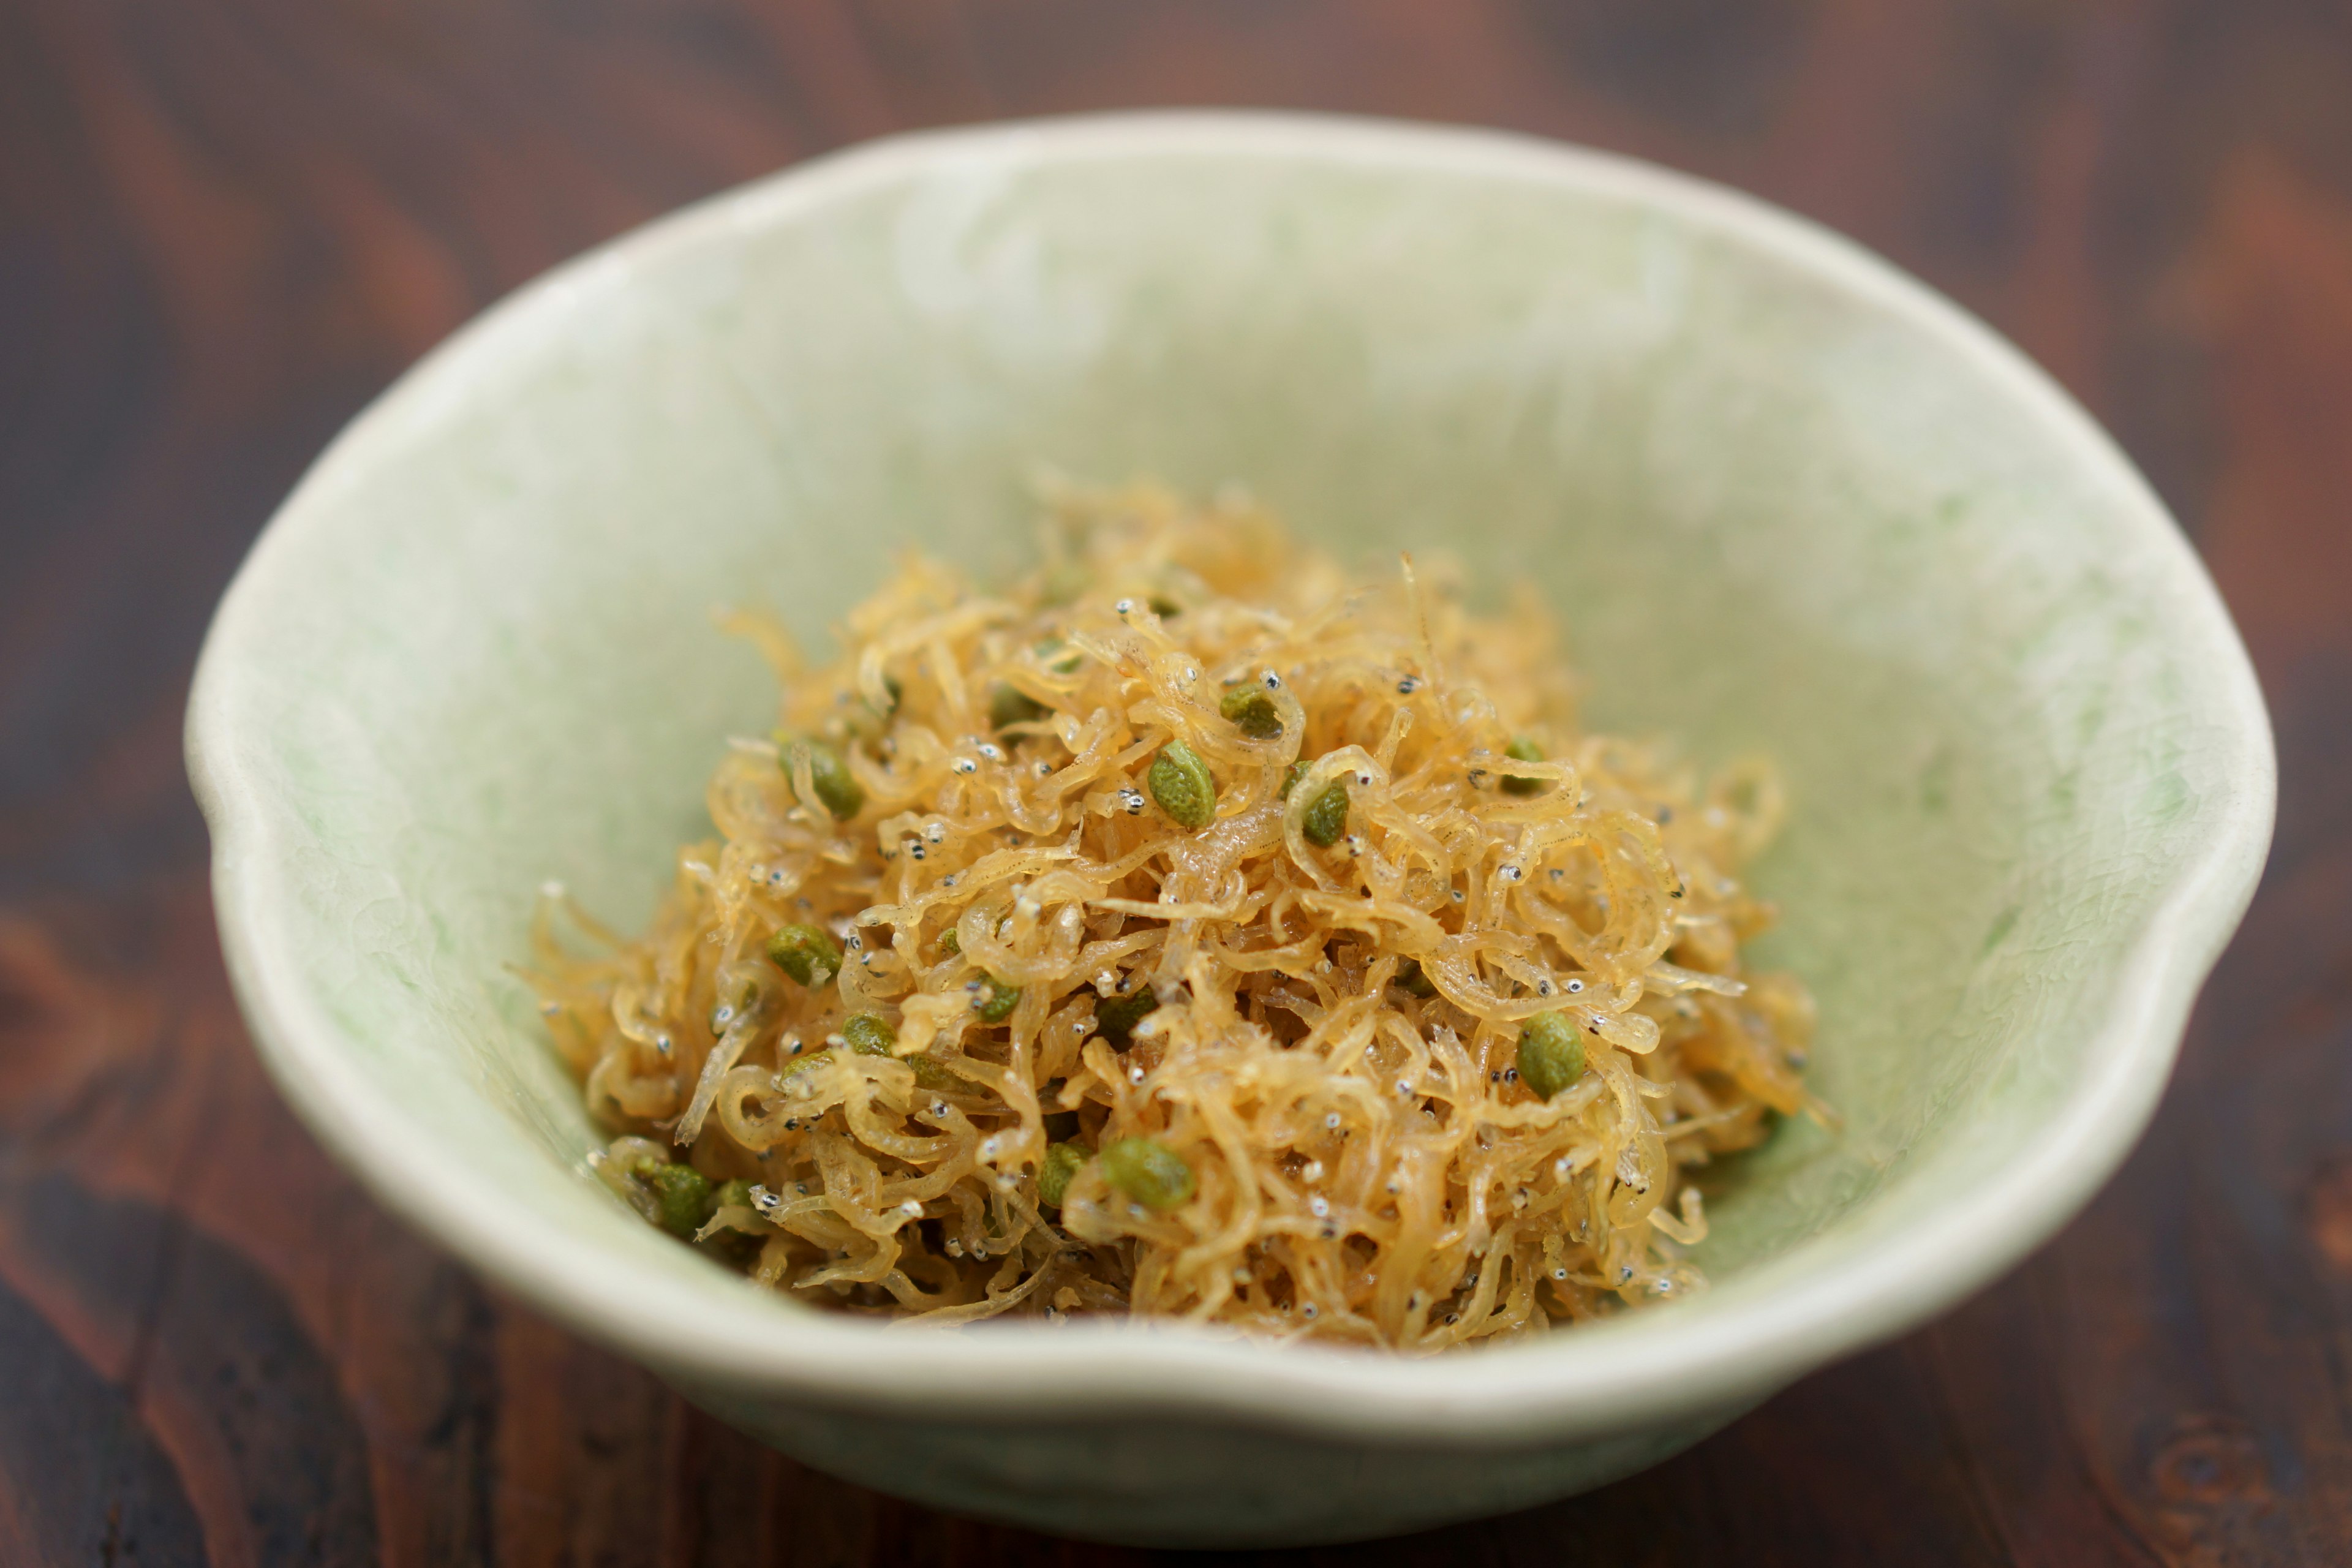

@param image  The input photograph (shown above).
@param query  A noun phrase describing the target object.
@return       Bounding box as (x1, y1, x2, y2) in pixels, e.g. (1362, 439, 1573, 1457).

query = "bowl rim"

(187, 109, 2275, 1446)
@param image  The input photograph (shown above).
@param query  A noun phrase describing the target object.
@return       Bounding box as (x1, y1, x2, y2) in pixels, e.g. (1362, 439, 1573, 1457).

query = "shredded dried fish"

(522, 483, 1817, 1349)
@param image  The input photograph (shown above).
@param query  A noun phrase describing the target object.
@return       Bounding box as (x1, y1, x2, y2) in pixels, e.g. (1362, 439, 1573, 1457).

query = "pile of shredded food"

(525, 483, 1819, 1349)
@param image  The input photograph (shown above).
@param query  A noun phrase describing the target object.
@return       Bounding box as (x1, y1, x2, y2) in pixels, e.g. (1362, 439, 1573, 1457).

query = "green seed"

(1038, 1140, 1091, 1210)
(781, 736, 865, 820)
(766, 924, 843, 987)
(647, 1163, 712, 1239)
(1148, 594, 1183, 619)
(1517, 1011, 1588, 1100)
(1147, 741, 1217, 829)
(1302, 779, 1349, 846)
(989, 682, 1052, 732)
(911, 1055, 975, 1095)
(938, 928, 960, 956)
(1218, 685, 1284, 740)
(974, 975, 1022, 1023)
(841, 1014, 897, 1057)
(710, 1178, 756, 1216)
(1395, 959, 1439, 999)
(1281, 761, 1310, 797)
(1099, 1137, 1196, 1210)
(1093, 989, 1159, 1047)
(1501, 737, 1549, 797)
(779, 1047, 835, 1079)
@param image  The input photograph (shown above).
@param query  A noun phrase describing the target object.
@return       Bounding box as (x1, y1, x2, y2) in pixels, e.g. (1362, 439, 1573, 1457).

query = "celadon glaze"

(187, 115, 2273, 1547)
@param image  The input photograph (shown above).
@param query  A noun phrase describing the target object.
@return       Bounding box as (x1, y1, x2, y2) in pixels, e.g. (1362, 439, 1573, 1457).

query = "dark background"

(4, 2, 2350, 1563)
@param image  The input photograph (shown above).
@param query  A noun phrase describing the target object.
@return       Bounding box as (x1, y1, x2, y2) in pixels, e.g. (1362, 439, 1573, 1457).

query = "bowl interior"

(194, 119, 2264, 1384)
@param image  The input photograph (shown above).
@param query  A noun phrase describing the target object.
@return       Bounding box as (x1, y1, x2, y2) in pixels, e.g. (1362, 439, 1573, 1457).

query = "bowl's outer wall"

(673, 1382, 1754, 1547)
(190, 116, 2273, 1540)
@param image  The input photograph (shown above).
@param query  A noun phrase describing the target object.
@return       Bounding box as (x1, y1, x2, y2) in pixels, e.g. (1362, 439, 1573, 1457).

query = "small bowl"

(187, 113, 2273, 1547)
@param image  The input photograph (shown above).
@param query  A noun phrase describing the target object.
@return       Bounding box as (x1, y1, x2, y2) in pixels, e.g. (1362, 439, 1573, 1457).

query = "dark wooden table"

(5, 2, 2348, 1562)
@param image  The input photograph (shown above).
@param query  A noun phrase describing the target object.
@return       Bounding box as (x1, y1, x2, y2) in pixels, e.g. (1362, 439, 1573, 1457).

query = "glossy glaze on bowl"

(187, 113, 2272, 1546)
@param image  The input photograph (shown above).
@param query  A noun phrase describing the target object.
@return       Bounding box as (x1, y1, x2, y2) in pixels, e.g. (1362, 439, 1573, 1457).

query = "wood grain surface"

(4, 2, 2349, 1562)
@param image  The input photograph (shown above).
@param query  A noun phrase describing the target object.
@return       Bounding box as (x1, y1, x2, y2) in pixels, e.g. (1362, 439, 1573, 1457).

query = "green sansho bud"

(1517, 1011, 1587, 1100)
(1099, 1137, 1196, 1210)
(911, 1055, 975, 1095)
(1038, 1140, 1091, 1210)
(840, 1013, 896, 1057)
(766, 924, 842, 987)
(1302, 779, 1349, 846)
(647, 1163, 712, 1239)
(1218, 685, 1284, 740)
(781, 736, 865, 820)
(974, 975, 1021, 1023)
(1147, 741, 1216, 830)
(1501, 737, 1550, 797)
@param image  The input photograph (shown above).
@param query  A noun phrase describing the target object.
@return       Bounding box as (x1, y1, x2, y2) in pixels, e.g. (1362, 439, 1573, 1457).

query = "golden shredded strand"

(526, 483, 1815, 1351)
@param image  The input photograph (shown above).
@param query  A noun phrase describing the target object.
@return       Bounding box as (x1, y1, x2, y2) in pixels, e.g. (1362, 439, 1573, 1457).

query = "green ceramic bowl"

(187, 113, 2273, 1547)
